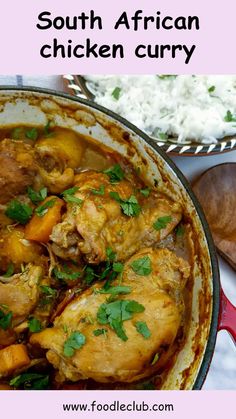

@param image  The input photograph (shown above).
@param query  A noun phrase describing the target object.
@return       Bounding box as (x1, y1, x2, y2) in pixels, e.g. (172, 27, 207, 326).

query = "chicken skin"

(30, 248, 190, 384)
(50, 171, 182, 263)
(0, 139, 38, 204)
(0, 264, 42, 326)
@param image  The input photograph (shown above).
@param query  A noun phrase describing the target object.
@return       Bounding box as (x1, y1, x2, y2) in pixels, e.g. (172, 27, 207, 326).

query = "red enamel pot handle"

(218, 288, 236, 344)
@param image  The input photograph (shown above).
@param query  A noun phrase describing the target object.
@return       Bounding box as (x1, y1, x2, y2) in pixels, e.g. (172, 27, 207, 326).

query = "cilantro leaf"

(35, 198, 56, 217)
(111, 87, 121, 100)
(53, 266, 81, 281)
(103, 164, 125, 183)
(112, 262, 124, 273)
(98, 285, 131, 296)
(63, 195, 83, 206)
(130, 256, 152, 276)
(44, 120, 54, 137)
(84, 266, 97, 285)
(151, 353, 160, 365)
(40, 285, 57, 297)
(10, 373, 49, 390)
(153, 215, 172, 231)
(28, 317, 42, 333)
(5, 200, 32, 224)
(140, 188, 151, 197)
(62, 186, 80, 196)
(63, 331, 86, 357)
(109, 192, 141, 217)
(224, 110, 236, 122)
(3, 262, 14, 278)
(27, 187, 47, 204)
(93, 328, 108, 336)
(0, 309, 13, 330)
(11, 127, 24, 140)
(25, 127, 38, 141)
(91, 185, 105, 195)
(175, 224, 185, 237)
(208, 85, 215, 93)
(135, 321, 151, 339)
(96, 299, 145, 341)
(106, 246, 116, 261)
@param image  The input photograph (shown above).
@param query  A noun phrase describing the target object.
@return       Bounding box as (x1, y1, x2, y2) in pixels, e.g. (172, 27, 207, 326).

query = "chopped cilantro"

(93, 328, 108, 336)
(98, 285, 131, 296)
(25, 127, 38, 141)
(5, 200, 32, 224)
(63, 331, 86, 357)
(11, 127, 24, 140)
(151, 353, 160, 365)
(35, 198, 56, 217)
(62, 186, 80, 196)
(175, 224, 185, 237)
(109, 192, 141, 217)
(158, 132, 169, 140)
(63, 195, 83, 206)
(40, 285, 57, 297)
(158, 75, 177, 80)
(208, 85, 215, 93)
(130, 256, 152, 276)
(53, 266, 81, 281)
(91, 184, 105, 195)
(103, 164, 125, 183)
(111, 87, 121, 100)
(10, 373, 49, 390)
(112, 262, 124, 273)
(28, 317, 42, 333)
(0, 309, 13, 330)
(27, 186, 47, 204)
(153, 215, 172, 231)
(3, 262, 14, 278)
(84, 266, 97, 285)
(135, 321, 151, 339)
(97, 299, 145, 341)
(44, 120, 54, 137)
(224, 110, 236, 122)
(140, 187, 151, 197)
(106, 246, 116, 261)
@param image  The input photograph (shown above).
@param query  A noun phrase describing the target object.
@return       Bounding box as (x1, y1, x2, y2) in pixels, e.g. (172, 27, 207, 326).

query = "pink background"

(0, 0, 235, 73)
(0, 390, 234, 418)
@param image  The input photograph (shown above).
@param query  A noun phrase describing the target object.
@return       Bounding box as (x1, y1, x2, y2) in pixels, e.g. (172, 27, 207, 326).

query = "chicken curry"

(0, 124, 193, 390)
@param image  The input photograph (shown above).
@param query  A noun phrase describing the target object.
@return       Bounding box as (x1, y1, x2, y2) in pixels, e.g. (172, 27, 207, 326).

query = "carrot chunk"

(0, 344, 30, 377)
(25, 196, 64, 243)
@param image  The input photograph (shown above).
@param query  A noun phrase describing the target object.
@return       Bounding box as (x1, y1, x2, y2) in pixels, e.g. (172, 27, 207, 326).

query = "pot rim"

(0, 85, 221, 389)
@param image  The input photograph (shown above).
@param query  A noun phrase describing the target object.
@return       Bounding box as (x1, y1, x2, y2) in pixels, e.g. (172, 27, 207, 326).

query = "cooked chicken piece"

(30, 248, 190, 383)
(0, 264, 42, 325)
(50, 171, 182, 263)
(0, 139, 38, 204)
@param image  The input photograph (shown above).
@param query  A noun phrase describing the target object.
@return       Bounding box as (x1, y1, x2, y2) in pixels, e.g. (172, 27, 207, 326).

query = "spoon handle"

(218, 288, 236, 344)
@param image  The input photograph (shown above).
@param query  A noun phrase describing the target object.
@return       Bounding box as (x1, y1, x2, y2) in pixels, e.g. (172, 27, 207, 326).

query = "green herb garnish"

(63, 195, 83, 206)
(93, 328, 108, 336)
(25, 127, 38, 141)
(208, 85, 215, 93)
(63, 331, 86, 357)
(62, 186, 80, 196)
(35, 198, 56, 217)
(106, 246, 116, 261)
(158, 75, 177, 80)
(27, 187, 47, 204)
(130, 256, 152, 276)
(53, 266, 81, 281)
(28, 317, 42, 333)
(112, 262, 124, 273)
(5, 200, 32, 224)
(109, 192, 141, 217)
(10, 373, 49, 390)
(98, 285, 131, 296)
(0, 309, 13, 330)
(97, 299, 145, 341)
(91, 185, 105, 195)
(11, 127, 24, 140)
(3, 262, 14, 278)
(153, 215, 172, 231)
(44, 120, 54, 137)
(103, 164, 125, 183)
(40, 285, 57, 297)
(151, 353, 160, 365)
(135, 321, 151, 339)
(175, 224, 185, 237)
(224, 110, 236, 122)
(140, 188, 151, 197)
(158, 132, 169, 140)
(111, 87, 121, 100)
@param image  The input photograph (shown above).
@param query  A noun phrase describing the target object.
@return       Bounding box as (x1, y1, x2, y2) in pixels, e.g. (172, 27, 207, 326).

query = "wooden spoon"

(192, 163, 236, 270)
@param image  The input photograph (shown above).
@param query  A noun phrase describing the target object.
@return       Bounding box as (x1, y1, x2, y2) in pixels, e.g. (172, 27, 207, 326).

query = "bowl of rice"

(63, 75, 236, 156)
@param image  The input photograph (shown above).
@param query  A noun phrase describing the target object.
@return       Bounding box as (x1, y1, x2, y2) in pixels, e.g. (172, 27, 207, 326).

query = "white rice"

(84, 75, 236, 144)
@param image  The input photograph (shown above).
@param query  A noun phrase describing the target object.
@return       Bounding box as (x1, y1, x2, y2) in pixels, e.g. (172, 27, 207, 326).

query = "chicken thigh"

(50, 171, 182, 263)
(30, 248, 190, 383)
